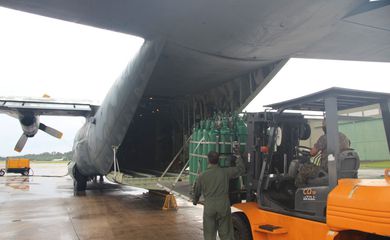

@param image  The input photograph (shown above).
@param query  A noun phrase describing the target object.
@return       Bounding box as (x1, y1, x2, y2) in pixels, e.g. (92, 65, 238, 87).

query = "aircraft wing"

(0, 97, 99, 117)
(0, 0, 388, 102)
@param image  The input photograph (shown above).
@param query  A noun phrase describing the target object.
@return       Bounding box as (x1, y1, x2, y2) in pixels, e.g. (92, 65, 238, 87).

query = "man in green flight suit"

(193, 150, 245, 240)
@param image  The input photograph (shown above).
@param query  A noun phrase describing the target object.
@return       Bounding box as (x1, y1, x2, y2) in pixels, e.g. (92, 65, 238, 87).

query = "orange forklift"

(232, 88, 390, 240)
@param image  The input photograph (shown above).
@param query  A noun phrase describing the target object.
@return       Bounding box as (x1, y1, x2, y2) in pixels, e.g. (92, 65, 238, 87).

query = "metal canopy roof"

(265, 87, 390, 111)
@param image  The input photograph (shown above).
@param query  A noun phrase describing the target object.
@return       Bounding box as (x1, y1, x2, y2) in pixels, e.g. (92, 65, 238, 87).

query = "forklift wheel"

(0, 169, 5, 176)
(232, 213, 253, 240)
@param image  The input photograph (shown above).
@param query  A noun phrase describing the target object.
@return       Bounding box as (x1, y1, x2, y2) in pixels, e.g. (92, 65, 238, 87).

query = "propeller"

(39, 123, 63, 139)
(14, 123, 63, 152)
(14, 134, 28, 152)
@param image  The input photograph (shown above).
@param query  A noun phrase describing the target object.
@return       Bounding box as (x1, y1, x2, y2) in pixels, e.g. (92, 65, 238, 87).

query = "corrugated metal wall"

(301, 118, 390, 161)
(339, 119, 390, 161)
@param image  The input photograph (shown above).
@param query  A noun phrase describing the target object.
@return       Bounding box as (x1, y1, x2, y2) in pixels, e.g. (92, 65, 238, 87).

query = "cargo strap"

(158, 136, 191, 182)
(158, 136, 205, 193)
(112, 145, 121, 182)
(172, 137, 205, 189)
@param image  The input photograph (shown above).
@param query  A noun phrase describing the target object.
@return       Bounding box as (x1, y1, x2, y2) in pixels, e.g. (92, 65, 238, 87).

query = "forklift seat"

(306, 150, 360, 186)
(337, 149, 360, 178)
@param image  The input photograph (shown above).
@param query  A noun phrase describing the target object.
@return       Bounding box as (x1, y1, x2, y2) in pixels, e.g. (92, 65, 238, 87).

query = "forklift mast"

(245, 112, 310, 202)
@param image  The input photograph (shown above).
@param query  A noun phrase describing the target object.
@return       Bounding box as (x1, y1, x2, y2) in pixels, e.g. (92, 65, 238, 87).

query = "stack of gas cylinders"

(188, 113, 247, 184)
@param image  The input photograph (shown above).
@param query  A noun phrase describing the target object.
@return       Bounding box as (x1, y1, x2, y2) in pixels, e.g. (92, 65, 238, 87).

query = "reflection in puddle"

(6, 177, 30, 191)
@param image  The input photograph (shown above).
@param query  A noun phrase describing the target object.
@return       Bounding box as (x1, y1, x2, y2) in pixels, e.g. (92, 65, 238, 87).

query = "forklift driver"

(295, 119, 351, 187)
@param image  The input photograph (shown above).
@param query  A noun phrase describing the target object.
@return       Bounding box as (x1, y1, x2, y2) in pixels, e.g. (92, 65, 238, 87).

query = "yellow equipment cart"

(5, 158, 30, 176)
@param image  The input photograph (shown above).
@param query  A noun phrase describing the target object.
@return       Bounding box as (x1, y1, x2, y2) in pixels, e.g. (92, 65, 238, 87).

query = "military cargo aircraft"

(0, 0, 389, 192)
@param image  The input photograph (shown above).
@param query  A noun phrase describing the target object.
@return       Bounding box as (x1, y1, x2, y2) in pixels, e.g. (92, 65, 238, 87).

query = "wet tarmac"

(0, 162, 385, 240)
(358, 168, 385, 179)
(0, 162, 204, 240)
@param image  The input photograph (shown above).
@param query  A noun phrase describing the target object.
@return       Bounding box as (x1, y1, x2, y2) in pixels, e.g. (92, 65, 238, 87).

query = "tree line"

(0, 151, 73, 161)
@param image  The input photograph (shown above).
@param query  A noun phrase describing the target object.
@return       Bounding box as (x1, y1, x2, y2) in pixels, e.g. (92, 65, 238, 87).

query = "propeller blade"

(39, 123, 63, 139)
(14, 134, 28, 152)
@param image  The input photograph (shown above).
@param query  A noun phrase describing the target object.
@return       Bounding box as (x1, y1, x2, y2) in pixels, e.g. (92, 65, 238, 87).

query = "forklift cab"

(245, 87, 390, 222)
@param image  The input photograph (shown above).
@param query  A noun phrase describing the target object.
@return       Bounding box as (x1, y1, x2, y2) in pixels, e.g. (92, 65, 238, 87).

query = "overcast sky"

(0, 7, 143, 157)
(244, 59, 390, 112)
(0, 6, 390, 157)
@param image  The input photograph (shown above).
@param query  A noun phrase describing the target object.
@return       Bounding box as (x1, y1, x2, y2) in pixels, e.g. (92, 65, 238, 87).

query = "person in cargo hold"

(192, 150, 245, 240)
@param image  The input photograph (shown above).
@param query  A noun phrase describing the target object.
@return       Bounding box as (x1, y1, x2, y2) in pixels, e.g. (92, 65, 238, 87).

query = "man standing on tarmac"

(193, 148, 245, 240)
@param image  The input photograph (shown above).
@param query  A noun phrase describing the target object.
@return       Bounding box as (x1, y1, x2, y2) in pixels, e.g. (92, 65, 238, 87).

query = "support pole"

(380, 99, 390, 154)
(325, 96, 339, 189)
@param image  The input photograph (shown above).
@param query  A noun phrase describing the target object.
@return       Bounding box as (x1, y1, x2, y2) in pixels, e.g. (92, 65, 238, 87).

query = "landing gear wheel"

(0, 169, 5, 176)
(74, 179, 87, 192)
(232, 213, 252, 240)
(73, 166, 87, 196)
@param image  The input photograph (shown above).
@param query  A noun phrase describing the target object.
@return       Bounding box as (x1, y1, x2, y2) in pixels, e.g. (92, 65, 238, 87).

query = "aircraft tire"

(0, 169, 5, 176)
(73, 166, 87, 194)
(232, 213, 252, 240)
(74, 179, 87, 192)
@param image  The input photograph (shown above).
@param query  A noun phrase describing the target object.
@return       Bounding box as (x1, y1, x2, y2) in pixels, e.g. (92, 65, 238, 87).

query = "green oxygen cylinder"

(204, 119, 211, 156)
(219, 117, 232, 167)
(198, 120, 205, 156)
(231, 115, 248, 192)
(194, 122, 203, 180)
(208, 121, 218, 154)
(202, 122, 210, 171)
(189, 126, 197, 184)
(205, 119, 211, 131)
(236, 117, 248, 153)
(224, 114, 242, 202)
(195, 122, 204, 176)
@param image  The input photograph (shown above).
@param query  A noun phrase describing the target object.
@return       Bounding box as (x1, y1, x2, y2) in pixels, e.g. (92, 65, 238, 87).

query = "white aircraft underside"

(0, 0, 389, 97)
